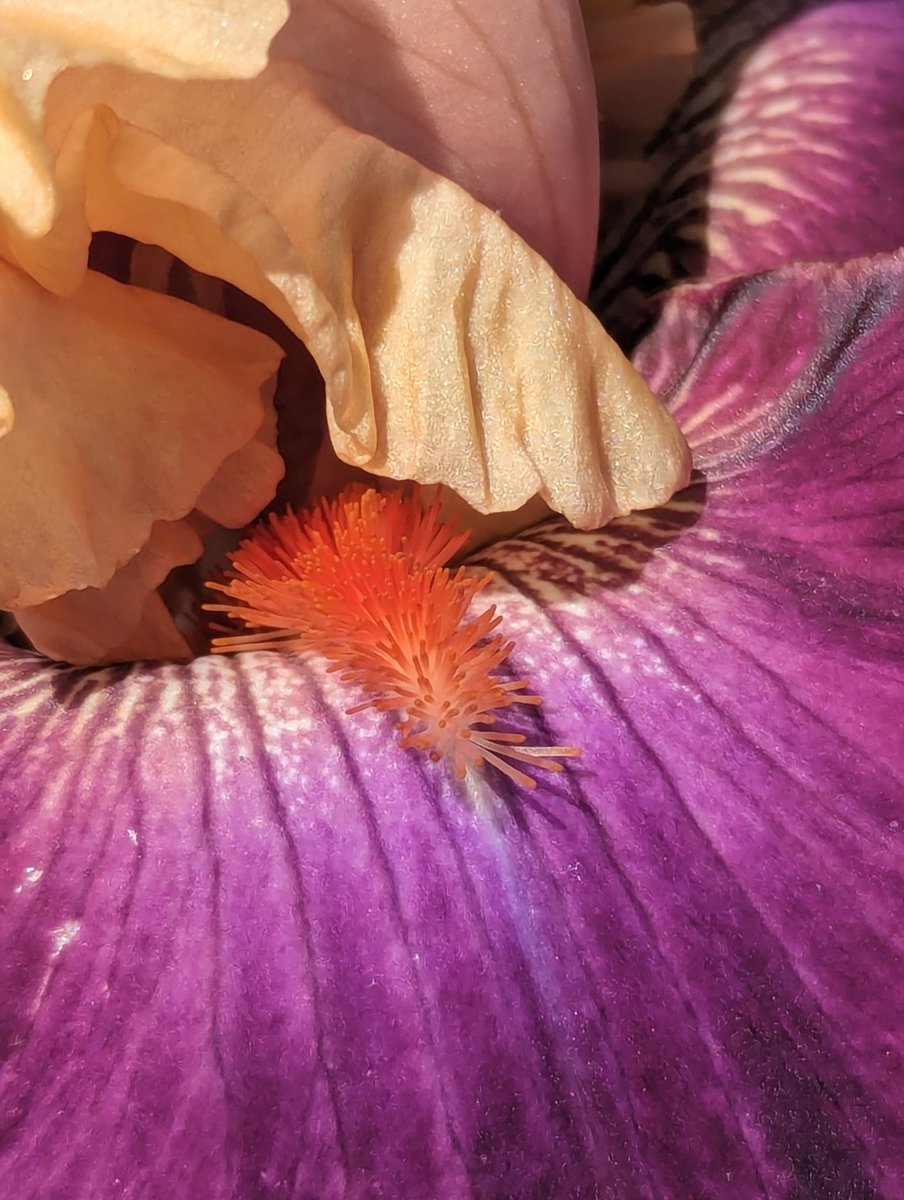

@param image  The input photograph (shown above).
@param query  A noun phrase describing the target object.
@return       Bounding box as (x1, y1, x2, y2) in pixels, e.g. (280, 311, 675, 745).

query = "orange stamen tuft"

(205, 486, 580, 787)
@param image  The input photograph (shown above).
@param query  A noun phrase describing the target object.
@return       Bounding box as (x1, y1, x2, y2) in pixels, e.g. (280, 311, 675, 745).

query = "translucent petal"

(276, 0, 599, 295)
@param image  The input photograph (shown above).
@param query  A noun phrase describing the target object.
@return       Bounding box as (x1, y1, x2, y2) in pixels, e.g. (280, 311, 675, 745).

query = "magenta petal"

(594, 0, 904, 325)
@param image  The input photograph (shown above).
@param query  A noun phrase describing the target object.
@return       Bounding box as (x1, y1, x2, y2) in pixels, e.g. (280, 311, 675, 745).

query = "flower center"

(206, 486, 580, 788)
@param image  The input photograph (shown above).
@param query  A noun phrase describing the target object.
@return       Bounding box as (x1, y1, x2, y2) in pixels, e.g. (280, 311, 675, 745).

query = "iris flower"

(2, 0, 903, 1196)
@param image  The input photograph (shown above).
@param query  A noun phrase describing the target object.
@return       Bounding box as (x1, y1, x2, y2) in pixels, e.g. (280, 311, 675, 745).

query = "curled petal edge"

(32, 76, 690, 529)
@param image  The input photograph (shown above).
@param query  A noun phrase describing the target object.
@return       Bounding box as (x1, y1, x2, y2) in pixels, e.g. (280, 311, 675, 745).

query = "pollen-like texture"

(206, 487, 579, 787)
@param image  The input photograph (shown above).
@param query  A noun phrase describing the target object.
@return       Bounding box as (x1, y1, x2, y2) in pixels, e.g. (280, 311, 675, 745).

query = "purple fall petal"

(2, 249, 904, 1196)
(593, 0, 904, 330)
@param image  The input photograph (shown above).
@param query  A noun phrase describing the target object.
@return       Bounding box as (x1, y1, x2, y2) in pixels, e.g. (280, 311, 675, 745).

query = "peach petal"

(14, 411, 283, 665)
(41, 72, 691, 529)
(272, 0, 600, 295)
(0, 0, 288, 237)
(0, 258, 283, 609)
(196, 421, 282, 529)
(14, 518, 202, 664)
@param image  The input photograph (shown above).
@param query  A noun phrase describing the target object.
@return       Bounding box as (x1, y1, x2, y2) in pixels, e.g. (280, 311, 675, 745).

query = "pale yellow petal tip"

(317, 162, 691, 534)
(0, 0, 289, 238)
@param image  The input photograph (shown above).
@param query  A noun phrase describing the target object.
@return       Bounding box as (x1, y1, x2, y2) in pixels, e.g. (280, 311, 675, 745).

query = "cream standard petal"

(0, 0, 288, 236)
(0, 258, 283, 609)
(44, 67, 692, 528)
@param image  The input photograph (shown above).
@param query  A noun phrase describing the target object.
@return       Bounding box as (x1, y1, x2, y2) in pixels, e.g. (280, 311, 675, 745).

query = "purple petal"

(594, 0, 904, 329)
(3, 253, 904, 1196)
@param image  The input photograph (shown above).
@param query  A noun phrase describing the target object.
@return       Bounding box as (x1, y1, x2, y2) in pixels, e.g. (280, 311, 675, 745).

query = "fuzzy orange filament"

(205, 487, 580, 787)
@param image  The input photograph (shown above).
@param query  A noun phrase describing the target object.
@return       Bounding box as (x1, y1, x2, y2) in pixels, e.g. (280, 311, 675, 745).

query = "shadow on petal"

(593, 0, 904, 341)
(473, 476, 707, 603)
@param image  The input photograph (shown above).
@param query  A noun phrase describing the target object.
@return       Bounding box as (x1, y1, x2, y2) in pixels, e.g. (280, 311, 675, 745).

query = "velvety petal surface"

(593, 0, 904, 329)
(2, 248, 903, 1196)
(0, 0, 288, 237)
